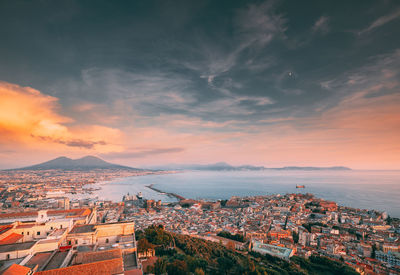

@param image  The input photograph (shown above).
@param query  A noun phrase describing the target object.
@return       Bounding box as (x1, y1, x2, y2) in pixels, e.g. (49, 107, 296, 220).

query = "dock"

(146, 184, 185, 201)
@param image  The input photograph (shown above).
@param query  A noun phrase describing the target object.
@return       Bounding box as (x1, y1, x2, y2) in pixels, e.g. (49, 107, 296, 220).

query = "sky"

(0, 0, 399, 169)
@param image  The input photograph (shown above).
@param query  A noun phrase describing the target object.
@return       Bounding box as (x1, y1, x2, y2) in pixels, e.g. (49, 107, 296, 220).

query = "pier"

(146, 184, 186, 201)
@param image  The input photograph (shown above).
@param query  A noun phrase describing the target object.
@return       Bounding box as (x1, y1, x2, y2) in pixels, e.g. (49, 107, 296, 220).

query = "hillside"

(136, 225, 358, 275)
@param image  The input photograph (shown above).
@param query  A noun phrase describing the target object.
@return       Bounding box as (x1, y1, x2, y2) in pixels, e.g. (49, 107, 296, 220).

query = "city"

(0, 169, 399, 274)
(1, 0, 400, 274)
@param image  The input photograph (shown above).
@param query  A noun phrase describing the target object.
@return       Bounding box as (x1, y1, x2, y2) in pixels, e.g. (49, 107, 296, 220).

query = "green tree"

(166, 259, 188, 275)
(292, 231, 299, 244)
(137, 238, 155, 253)
(371, 243, 377, 259)
(218, 256, 233, 274)
(154, 257, 167, 275)
(194, 268, 205, 275)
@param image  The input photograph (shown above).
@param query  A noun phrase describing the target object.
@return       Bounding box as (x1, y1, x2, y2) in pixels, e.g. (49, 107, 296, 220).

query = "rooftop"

(252, 241, 293, 259)
(0, 233, 23, 245)
(0, 241, 36, 253)
(35, 257, 124, 275)
(3, 264, 31, 275)
(69, 224, 96, 234)
(75, 248, 122, 265)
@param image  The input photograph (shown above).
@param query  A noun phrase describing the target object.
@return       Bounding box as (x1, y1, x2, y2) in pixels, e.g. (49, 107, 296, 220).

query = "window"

(6, 254, 10, 260)
(22, 232, 24, 235)
(27, 232, 30, 235)
(106, 238, 109, 243)
(75, 240, 78, 244)
(37, 231, 40, 235)
(68, 240, 71, 245)
(50, 226, 53, 230)
(60, 225, 63, 229)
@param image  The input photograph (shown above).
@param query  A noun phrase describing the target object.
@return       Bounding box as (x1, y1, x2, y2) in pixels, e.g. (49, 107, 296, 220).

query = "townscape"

(0, 170, 399, 274)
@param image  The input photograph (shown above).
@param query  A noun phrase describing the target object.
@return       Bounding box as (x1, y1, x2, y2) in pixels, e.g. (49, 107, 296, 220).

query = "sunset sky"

(0, 0, 399, 169)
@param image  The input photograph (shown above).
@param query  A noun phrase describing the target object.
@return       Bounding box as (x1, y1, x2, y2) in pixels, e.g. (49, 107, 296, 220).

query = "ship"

(296, 185, 305, 188)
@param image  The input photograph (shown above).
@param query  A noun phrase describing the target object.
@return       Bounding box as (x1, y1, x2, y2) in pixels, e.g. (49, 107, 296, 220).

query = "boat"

(137, 192, 143, 199)
(296, 185, 305, 188)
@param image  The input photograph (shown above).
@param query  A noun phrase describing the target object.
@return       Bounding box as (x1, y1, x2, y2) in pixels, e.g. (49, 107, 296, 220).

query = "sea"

(92, 170, 400, 218)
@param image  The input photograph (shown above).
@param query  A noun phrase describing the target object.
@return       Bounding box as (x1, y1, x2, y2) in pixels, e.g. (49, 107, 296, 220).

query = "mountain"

(274, 166, 352, 171)
(149, 163, 351, 171)
(12, 156, 142, 171)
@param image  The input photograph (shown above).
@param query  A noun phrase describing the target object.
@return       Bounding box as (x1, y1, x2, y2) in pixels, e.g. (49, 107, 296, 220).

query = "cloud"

(182, 0, 286, 93)
(101, 147, 185, 159)
(0, 81, 122, 152)
(236, 0, 287, 47)
(358, 8, 400, 35)
(312, 16, 330, 34)
(33, 135, 107, 149)
(77, 68, 275, 123)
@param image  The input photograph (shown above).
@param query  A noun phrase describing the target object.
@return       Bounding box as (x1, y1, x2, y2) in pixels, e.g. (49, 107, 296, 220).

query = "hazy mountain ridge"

(150, 162, 351, 171)
(9, 156, 142, 171)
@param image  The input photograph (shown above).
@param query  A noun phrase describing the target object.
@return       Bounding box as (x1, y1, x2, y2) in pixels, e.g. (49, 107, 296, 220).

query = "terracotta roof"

(0, 225, 13, 234)
(34, 258, 124, 275)
(16, 223, 35, 229)
(75, 248, 122, 264)
(3, 264, 31, 275)
(0, 209, 91, 219)
(0, 233, 23, 245)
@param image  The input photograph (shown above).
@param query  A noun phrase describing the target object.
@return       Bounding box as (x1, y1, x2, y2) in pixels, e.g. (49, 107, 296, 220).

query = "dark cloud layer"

(0, 0, 399, 127)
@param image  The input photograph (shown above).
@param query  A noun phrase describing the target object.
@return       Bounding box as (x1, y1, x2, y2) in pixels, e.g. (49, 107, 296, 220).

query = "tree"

(166, 259, 188, 275)
(218, 256, 233, 274)
(386, 215, 392, 225)
(194, 268, 205, 275)
(371, 243, 377, 259)
(292, 231, 299, 244)
(137, 238, 155, 253)
(154, 257, 167, 275)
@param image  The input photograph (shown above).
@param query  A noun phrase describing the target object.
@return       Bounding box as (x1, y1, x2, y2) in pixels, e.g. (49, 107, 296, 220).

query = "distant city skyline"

(0, 0, 399, 169)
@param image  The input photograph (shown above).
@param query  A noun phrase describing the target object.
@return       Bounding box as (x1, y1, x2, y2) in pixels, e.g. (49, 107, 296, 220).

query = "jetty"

(146, 184, 186, 201)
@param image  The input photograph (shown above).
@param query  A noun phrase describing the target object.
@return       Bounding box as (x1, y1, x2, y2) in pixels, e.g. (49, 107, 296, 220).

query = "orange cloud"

(0, 81, 123, 153)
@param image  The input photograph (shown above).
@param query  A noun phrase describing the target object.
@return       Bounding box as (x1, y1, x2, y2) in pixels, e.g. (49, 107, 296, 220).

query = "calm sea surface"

(93, 170, 400, 218)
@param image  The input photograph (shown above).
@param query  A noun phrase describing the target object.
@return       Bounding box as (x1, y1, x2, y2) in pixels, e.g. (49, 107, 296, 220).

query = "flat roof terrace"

(69, 224, 95, 234)
(43, 251, 68, 271)
(25, 252, 53, 270)
(0, 241, 35, 253)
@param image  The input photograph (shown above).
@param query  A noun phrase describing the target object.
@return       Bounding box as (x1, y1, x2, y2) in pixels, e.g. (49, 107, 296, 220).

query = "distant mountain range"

(7, 156, 351, 172)
(150, 162, 351, 171)
(10, 156, 142, 171)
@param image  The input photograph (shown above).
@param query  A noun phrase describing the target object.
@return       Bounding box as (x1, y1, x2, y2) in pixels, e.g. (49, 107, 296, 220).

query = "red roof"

(0, 225, 13, 234)
(3, 264, 31, 275)
(0, 233, 23, 245)
(34, 258, 124, 275)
